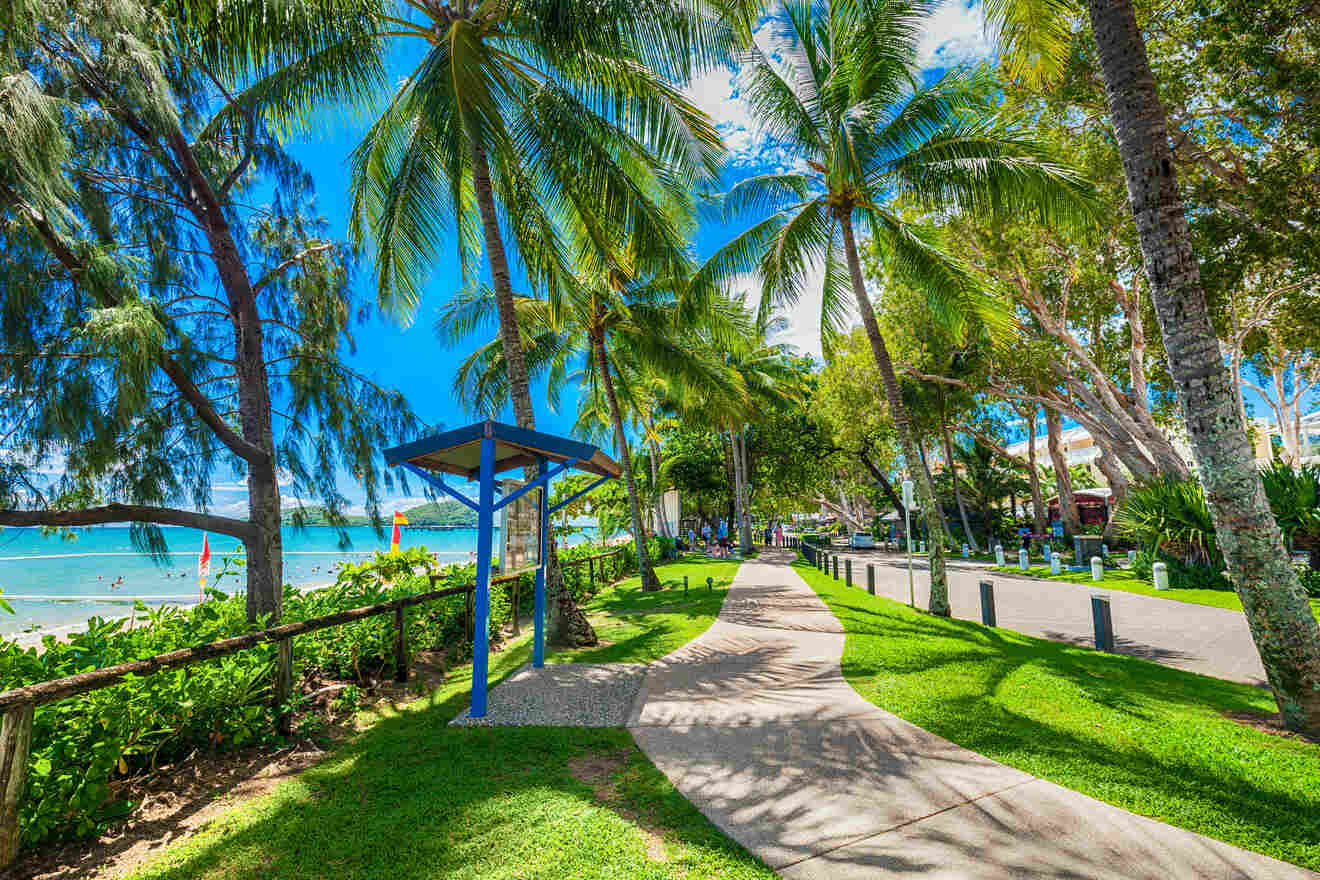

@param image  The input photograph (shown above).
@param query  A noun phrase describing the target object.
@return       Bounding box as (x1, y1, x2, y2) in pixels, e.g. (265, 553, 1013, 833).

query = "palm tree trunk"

(942, 421, 978, 552)
(646, 436, 670, 539)
(1024, 409, 1048, 536)
(918, 441, 954, 546)
(734, 426, 754, 551)
(471, 139, 594, 645)
(1086, 0, 1320, 733)
(840, 213, 949, 615)
(593, 332, 662, 591)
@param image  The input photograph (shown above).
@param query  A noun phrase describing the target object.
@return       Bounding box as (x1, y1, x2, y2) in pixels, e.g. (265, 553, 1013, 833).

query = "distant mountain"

(400, 501, 477, 528)
(282, 500, 477, 529)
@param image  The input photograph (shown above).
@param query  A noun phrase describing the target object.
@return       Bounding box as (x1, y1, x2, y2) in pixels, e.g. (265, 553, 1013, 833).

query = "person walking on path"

(774, 523, 784, 547)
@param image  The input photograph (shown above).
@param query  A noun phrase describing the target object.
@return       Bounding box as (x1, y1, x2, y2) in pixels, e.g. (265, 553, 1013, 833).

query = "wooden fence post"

(1, 701, 34, 869)
(275, 638, 293, 735)
(589, 557, 595, 591)
(510, 576, 521, 636)
(466, 588, 475, 640)
(394, 606, 408, 683)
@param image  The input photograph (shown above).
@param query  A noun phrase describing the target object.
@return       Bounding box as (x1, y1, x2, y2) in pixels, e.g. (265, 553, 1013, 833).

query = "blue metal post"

(533, 456, 548, 668)
(471, 432, 496, 717)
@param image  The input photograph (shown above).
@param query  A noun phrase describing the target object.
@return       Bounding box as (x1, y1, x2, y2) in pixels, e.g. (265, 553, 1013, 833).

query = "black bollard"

(1091, 593, 1114, 652)
(979, 580, 996, 627)
(684, 575, 689, 597)
(845, 558, 852, 587)
(867, 564, 875, 595)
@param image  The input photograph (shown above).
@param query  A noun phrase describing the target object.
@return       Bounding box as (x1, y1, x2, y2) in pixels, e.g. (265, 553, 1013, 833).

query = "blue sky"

(212, 1, 998, 517)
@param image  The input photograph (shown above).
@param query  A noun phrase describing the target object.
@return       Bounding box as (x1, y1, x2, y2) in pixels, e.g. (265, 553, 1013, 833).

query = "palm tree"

(697, 0, 1093, 616)
(987, 0, 1320, 734)
(448, 273, 740, 591)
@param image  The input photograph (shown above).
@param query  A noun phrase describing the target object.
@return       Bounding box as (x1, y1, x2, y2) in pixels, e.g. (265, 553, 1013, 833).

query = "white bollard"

(1102, 543, 1109, 557)
(1091, 556, 1103, 581)
(1127, 549, 1137, 567)
(1018, 549, 1029, 571)
(994, 544, 1005, 566)
(962, 543, 969, 559)
(919, 540, 926, 554)
(1153, 562, 1169, 590)
(1050, 555, 1062, 575)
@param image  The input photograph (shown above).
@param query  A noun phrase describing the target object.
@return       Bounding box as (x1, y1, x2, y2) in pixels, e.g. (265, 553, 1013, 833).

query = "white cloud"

(917, 0, 997, 69)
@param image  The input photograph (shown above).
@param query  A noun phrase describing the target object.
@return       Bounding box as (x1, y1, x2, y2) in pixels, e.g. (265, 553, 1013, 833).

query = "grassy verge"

(554, 556, 740, 664)
(127, 600, 772, 879)
(990, 563, 1320, 622)
(792, 556, 1320, 871)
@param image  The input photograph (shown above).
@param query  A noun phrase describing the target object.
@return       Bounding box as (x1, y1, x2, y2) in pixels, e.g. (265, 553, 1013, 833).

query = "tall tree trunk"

(646, 435, 670, 539)
(471, 139, 593, 644)
(1086, 0, 1320, 732)
(720, 431, 737, 532)
(859, 450, 906, 520)
(728, 424, 748, 552)
(594, 332, 661, 591)
(940, 403, 979, 552)
(840, 213, 949, 615)
(1095, 447, 1128, 543)
(1024, 409, 1047, 535)
(1046, 407, 1082, 537)
(206, 188, 282, 624)
(735, 426, 754, 551)
(918, 441, 955, 546)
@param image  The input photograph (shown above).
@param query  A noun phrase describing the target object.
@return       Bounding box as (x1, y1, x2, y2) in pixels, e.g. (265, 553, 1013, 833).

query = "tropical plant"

(697, 0, 1094, 615)
(1259, 461, 1320, 556)
(445, 272, 740, 590)
(1112, 477, 1220, 568)
(987, 0, 1320, 733)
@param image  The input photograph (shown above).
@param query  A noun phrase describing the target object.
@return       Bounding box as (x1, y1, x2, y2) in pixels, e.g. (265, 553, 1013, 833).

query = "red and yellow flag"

(390, 511, 409, 552)
(198, 533, 212, 600)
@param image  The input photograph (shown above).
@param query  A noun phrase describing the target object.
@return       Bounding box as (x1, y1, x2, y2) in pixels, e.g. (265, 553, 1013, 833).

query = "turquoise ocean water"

(0, 524, 594, 639)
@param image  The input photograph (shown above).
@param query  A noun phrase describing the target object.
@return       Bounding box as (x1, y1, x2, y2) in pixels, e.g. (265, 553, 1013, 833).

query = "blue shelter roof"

(384, 420, 621, 480)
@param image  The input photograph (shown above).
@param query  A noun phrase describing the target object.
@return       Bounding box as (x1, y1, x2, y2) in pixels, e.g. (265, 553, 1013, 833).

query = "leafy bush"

(1259, 461, 1320, 555)
(1131, 548, 1233, 591)
(1113, 477, 1221, 568)
(0, 546, 510, 850)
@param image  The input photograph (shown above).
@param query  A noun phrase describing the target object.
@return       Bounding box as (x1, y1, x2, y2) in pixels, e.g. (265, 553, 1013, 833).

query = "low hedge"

(0, 540, 645, 852)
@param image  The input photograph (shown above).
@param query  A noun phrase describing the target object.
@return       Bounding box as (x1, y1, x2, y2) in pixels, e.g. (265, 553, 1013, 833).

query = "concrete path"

(627, 550, 1315, 879)
(831, 549, 1268, 685)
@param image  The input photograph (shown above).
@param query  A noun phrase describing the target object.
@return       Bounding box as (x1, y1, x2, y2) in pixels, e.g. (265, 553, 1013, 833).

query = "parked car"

(850, 532, 876, 549)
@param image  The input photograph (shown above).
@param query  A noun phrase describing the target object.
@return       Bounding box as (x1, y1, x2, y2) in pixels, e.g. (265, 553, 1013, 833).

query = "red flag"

(198, 533, 212, 600)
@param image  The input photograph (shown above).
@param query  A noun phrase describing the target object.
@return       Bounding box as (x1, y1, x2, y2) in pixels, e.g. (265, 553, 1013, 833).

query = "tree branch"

(0, 504, 255, 540)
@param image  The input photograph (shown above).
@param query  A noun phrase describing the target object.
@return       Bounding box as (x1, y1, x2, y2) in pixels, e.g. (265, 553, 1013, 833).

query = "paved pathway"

(627, 550, 1315, 879)
(827, 549, 1269, 685)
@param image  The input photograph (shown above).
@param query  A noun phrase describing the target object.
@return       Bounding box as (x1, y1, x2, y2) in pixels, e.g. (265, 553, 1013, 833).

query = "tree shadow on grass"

(797, 568, 1320, 871)
(124, 647, 775, 880)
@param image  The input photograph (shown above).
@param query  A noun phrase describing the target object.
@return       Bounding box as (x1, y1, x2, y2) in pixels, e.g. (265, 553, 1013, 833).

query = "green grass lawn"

(554, 556, 740, 665)
(793, 557, 1320, 871)
(990, 563, 1320, 622)
(124, 557, 769, 880)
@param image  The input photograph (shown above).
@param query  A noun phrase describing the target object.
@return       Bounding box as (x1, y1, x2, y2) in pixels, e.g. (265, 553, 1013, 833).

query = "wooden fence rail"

(0, 545, 627, 867)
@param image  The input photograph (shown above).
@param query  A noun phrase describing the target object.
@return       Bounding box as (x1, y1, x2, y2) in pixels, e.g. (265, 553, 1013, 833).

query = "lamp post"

(902, 479, 915, 609)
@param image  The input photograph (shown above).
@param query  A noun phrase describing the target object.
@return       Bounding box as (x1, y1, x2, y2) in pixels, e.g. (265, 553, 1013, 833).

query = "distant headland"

(281, 500, 477, 529)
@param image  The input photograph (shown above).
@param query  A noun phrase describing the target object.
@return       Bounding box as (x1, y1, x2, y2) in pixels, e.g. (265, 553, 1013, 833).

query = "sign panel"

(498, 478, 543, 575)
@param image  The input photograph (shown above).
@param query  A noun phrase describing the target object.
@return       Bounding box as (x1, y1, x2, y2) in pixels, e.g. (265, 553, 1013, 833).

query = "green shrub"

(1113, 477, 1221, 568)
(0, 546, 508, 850)
(1131, 548, 1234, 591)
